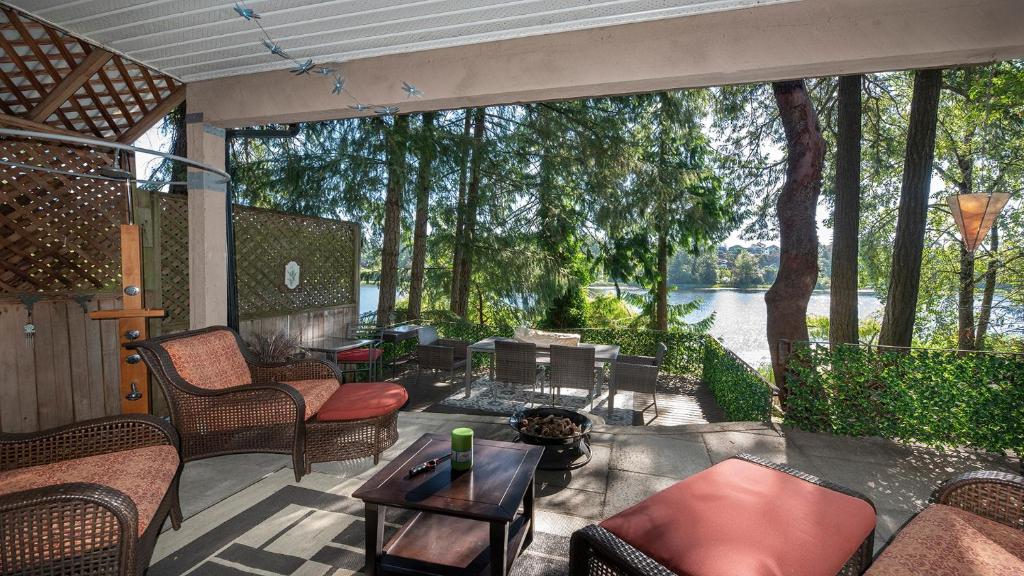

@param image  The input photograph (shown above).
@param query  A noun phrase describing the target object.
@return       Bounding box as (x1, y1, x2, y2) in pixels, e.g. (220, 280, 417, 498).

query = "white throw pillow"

(513, 326, 580, 347)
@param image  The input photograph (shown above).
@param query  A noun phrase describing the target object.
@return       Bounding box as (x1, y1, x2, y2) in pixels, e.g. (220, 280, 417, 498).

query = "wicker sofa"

(0, 415, 182, 575)
(865, 470, 1024, 574)
(129, 326, 401, 481)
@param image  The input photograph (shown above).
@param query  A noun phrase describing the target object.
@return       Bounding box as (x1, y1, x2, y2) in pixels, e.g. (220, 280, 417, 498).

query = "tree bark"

(879, 69, 943, 347)
(452, 108, 486, 317)
(407, 112, 435, 320)
(957, 242, 976, 349)
(376, 115, 409, 327)
(829, 75, 862, 345)
(449, 111, 472, 315)
(655, 232, 669, 331)
(766, 80, 825, 406)
(976, 220, 999, 348)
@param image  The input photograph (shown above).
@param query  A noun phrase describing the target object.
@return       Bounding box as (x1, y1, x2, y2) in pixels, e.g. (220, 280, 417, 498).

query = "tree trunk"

(975, 220, 999, 348)
(829, 75, 861, 345)
(655, 232, 669, 331)
(449, 111, 473, 315)
(376, 115, 409, 327)
(766, 80, 825, 406)
(452, 108, 486, 317)
(879, 69, 942, 347)
(407, 112, 435, 320)
(957, 243, 976, 349)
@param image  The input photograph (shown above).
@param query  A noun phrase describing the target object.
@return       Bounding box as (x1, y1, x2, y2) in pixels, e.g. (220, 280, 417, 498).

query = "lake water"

(358, 284, 884, 367)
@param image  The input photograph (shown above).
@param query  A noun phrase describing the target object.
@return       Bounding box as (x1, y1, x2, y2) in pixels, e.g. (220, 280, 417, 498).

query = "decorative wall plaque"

(284, 260, 301, 290)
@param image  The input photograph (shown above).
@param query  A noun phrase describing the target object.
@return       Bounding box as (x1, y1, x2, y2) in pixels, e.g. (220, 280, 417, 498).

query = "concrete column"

(185, 113, 227, 328)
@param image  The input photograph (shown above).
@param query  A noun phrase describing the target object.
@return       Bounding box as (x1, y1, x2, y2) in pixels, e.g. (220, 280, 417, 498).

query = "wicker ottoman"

(570, 454, 877, 576)
(304, 382, 407, 473)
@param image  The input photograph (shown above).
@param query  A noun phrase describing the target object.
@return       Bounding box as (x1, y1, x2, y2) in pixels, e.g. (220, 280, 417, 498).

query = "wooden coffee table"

(352, 433, 543, 576)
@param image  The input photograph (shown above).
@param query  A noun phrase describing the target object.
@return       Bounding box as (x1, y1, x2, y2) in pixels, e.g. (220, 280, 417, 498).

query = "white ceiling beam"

(186, 0, 1024, 129)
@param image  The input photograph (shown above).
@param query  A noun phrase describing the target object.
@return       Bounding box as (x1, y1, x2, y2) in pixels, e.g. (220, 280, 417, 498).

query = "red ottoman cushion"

(317, 382, 408, 421)
(336, 348, 383, 362)
(600, 458, 876, 576)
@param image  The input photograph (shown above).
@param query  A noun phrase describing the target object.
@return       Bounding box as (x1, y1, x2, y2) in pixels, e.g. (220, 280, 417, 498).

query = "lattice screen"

(153, 194, 358, 323)
(233, 207, 358, 319)
(155, 193, 189, 330)
(0, 139, 124, 294)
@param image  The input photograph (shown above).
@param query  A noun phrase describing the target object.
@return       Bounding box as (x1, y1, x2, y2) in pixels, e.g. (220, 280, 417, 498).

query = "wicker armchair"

(608, 342, 666, 420)
(0, 415, 182, 576)
(550, 344, 597, 409)
(863, 470, 1024, 574)
(129, 326, 347, 482)
(570, 454, 876, 576)
(416, 337, 470, 391)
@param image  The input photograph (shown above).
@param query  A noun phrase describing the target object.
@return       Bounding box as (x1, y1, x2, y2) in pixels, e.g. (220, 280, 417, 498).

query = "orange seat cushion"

(282, 378, 340, 420)
(336, 348, 383, 362)
(600, 458, 876, 576)
(316, 382, 408, 421)
(0, 445, 179, 535)
(866, 504, 1024, 575)
(162, 329, 251, 390)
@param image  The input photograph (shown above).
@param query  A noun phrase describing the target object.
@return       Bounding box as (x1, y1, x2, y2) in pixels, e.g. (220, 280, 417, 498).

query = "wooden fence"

(0, 294, 123, 432)
(1, 178, 361, 432)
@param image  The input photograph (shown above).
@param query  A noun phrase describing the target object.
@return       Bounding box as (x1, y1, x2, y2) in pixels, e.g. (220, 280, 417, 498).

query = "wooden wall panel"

(238, 305, 358, 350)
(0, 294, 123, 432)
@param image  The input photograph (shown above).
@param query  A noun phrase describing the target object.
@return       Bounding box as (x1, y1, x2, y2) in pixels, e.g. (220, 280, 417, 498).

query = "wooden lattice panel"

(0, 6, 180, 140)
(233, 207, 358, 319)
(155, 193, 189, 330)
(0, 138, 123, 293)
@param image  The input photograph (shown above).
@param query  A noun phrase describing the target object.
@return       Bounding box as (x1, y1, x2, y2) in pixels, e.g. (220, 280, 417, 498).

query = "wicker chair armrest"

(250, 358, 343, 385)
(436, 338, 471, 357)
(1, 415, 179, 471)
(616, 354, 656, 366)
(610, 362, 659, 395)
(569, 524, 676, 576)
(0, 482, 138, 572)
(933, 470, 1024, 530)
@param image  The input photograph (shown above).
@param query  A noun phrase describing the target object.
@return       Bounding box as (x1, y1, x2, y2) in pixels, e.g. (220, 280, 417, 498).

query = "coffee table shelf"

(353, 433, 543, 576)
(381, 512, 531, 576)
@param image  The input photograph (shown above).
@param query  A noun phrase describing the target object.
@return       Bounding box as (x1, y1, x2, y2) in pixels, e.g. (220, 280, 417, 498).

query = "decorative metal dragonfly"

(234, 5, 422, 113)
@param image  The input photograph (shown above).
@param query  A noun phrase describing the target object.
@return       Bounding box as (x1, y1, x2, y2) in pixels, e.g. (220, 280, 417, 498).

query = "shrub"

(701, 337, 774, 421)
(785, 342, 1024, 453)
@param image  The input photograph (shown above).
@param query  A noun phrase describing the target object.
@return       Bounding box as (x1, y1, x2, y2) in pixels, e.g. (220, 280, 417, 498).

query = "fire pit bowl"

(509, 407, 593, 469)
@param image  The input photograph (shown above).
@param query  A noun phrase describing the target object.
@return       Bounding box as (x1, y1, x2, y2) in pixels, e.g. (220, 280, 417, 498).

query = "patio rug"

(439, 377, 638, 426)
(150, 468, 570, 576)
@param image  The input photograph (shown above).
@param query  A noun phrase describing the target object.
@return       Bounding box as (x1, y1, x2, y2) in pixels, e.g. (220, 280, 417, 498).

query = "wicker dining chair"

(415, 332, 471, 392)
(609, 342, 667, 420)
(550, 344, 598, 409)
(129, 326, 350, 482)
(494, 339, 544, 397)
(0, 415, 183, 576)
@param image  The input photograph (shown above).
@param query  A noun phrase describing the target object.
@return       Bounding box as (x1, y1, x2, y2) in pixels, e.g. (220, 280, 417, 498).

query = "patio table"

(463, 337, 619, 398)
(304, 337, 378, 379)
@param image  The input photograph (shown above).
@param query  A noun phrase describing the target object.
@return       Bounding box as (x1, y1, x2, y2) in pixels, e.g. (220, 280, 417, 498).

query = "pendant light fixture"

(944, 64, 1011, 253)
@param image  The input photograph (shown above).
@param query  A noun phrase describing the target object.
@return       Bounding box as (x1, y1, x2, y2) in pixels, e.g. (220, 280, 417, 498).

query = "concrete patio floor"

(161, 410, 1021, 567)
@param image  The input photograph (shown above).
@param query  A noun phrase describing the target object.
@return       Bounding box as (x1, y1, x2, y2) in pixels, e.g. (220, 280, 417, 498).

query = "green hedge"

(785, 342, 1024, 453)
(701, 337, 774, 421)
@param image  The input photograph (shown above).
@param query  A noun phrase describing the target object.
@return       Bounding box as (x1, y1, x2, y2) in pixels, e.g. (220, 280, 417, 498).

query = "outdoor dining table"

(304, 336, 379, 379)
(463, 336, 620, 398)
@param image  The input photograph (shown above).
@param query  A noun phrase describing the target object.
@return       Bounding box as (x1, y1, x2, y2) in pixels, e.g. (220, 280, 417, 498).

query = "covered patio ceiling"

(10, 0, 1024, 128)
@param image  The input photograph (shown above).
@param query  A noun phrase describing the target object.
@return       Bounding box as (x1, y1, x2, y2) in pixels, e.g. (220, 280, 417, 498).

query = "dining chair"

(494, 339, 544, 397)
(550, 344, 597, 410)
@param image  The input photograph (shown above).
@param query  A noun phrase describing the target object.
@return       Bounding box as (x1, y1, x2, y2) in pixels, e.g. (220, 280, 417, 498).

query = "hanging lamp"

(945, 65, 1011, 253)
(946, 192, 1010, 252)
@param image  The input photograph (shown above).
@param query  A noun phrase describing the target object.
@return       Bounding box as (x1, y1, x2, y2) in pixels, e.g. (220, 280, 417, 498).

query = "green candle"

(451, 427, 473, 471)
